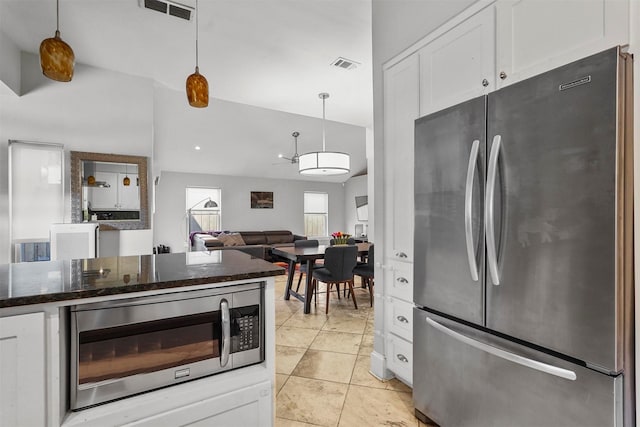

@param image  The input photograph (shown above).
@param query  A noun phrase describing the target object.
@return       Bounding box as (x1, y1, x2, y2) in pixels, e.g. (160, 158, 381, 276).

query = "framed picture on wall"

(251, 191, 273, 209)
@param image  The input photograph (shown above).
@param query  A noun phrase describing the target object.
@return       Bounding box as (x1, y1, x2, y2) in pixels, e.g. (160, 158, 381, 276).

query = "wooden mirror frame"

(70, 151, 149, 230)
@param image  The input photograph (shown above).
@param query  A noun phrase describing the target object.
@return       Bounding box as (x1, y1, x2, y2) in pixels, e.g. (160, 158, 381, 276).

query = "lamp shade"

(186, 66, 209, 107)
(40, 30, 74, 82)
(299, 151, 350, 175)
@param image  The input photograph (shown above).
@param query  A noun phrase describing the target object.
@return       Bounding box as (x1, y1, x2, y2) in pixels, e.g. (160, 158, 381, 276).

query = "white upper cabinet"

(119, 173, 140, 210)
(383, 54, 420, 263)
(495, 0, 629, 88)
(419, 5, 496, 116)
(88, 172, 118, 210)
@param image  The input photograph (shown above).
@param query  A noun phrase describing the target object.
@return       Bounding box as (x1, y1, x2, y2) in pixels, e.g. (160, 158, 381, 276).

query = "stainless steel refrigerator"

(413, 47, 634, 427)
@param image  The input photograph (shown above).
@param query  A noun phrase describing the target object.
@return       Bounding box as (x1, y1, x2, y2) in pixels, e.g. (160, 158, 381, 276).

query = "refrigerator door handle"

(485, 135, 501, 285)
(426, 317, 577, 381)
(464, 139, 480, 281)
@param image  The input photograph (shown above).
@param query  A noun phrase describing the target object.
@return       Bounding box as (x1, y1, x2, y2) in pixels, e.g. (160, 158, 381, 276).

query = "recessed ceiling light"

(195, 146, 201, 150)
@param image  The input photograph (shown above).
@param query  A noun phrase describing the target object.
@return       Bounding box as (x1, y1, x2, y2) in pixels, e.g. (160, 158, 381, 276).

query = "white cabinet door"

(419, 5, 496, 116)
(383, 54, 419, 263)
(123, 381, 272, 427)
(118, 173, 140, 210)
(88, 172, 118, 209)
(496, 0, 629, 88)
(0, 312, 46, 427)
(385, 334, 413, 386)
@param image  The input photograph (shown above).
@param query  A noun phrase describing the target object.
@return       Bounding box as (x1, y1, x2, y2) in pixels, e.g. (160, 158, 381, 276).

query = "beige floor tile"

(350, 355, 386, 389)
(276, 326, 320, 348)
(275, 418, 319, 427)
(276, 376, 348, 427)
(283, 310, 328, 330)
(276, 345, 307, 375)
(276, 310, 294, 326)
(309, 331, 362, 355)
(276, 374, 289, 395)
(385, 377, 413, 392)
(358, 333, 374, 356)
(338, 385, 418, 427)
(322, 315, 367, 334)
(292, 349, 357, 384)
(364, 316, 375, 335)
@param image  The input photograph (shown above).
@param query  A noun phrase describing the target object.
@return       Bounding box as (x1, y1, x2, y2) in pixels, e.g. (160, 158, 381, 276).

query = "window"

(304, 192, 328, 237)
(186, 187, 221, 237)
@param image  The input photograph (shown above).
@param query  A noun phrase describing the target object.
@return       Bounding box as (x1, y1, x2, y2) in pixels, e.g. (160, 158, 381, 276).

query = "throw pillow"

(217, 232, 245, 246)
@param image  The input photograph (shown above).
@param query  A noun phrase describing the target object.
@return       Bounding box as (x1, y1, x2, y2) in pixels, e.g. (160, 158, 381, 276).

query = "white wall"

(154, 171, 345, 253)
(0, 52, 154, 263)
(344, 174, 367, 239)
(0, 30, 20, 96)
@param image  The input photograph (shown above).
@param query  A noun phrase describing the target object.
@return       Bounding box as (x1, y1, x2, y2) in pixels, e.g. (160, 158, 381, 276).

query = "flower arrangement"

(331, 231, 352, 245)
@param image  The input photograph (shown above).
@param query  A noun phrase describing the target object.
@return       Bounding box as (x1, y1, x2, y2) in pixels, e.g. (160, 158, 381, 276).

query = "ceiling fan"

(277, 131, 301, 164)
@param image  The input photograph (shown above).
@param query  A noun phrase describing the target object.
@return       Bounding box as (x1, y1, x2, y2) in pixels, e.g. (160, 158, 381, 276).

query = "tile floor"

(273, 275, 430, 427)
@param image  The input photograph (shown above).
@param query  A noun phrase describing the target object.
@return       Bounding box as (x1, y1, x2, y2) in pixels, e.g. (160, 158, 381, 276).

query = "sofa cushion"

(195, 234, 224, 248)
(217, 232, 246, 246)
(265, 230, 294, 244)
(238, 231, 267, 245)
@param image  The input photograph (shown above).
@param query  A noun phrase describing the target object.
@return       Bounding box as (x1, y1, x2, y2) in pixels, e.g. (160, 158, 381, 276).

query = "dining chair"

(312, 245, 359, 314)
(294, 239, 321, 294)
(353, 244, 374, 307)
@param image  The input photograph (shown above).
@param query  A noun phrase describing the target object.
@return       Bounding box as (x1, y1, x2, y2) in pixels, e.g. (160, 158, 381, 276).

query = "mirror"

(355, 195, 368, 221)
(71, 151, 149, 229)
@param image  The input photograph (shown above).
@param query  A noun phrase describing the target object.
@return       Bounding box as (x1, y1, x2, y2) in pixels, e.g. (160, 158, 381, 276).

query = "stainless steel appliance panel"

(485, 48, 620, 371)
(414, 96, 486, 325)
(413, 309, 622, 427)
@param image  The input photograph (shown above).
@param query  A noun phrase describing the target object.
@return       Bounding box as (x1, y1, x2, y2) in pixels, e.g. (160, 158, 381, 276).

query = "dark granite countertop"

(0, 250, 285, 308)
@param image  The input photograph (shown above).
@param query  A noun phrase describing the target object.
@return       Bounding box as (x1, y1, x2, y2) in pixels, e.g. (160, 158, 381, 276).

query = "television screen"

(355, 195, 368, 221)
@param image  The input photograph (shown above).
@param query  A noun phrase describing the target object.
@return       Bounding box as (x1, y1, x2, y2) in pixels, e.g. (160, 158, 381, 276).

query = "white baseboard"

(369, 350, 394, 380)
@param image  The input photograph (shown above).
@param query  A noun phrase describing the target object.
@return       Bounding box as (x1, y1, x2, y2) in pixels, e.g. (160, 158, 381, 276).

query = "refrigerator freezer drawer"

(385, 297, 413, 342)
(386, 334, 413, 386)
(413, 309, 622, 427)
(387, 261, 413, 302)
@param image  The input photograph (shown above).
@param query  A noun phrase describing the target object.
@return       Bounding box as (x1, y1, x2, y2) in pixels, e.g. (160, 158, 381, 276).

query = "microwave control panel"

(231, 305, 261, 352)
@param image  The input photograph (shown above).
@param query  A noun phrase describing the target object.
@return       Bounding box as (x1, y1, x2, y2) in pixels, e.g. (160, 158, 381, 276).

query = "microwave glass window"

(78, 312, 220, 385)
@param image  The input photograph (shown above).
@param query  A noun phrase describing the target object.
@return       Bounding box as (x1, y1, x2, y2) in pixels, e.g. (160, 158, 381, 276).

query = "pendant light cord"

(195, 0, 199, 69)
(56, 0, 59, 32)
(322, 95, 326, 152)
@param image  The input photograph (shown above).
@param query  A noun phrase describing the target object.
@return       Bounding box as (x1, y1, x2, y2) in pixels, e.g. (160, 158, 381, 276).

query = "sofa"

(191, 230, 306, 261)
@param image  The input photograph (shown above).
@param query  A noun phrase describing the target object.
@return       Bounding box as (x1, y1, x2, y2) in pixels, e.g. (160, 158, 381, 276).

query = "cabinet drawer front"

(385, 297, 413, 342)
(385, 335, 413, 386)
(389, 262, 413, 302)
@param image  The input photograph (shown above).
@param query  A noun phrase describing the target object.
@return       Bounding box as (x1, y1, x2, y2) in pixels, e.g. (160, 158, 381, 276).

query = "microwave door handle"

(465, 139, 480, 282)
(220, 299, 231, 367)
(426, 317, 577, 381)
(485, 135, 501, 285)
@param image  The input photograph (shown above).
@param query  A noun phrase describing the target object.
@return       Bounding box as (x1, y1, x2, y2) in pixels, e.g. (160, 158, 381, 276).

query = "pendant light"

(123, 165, 130, 186)
(299, 93, 350, 175)
(186, 0, 209, 108)
(40, 0, 75, 82)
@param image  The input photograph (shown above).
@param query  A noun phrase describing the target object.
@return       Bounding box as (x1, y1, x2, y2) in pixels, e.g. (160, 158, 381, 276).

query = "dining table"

(271, 242, 371, 314)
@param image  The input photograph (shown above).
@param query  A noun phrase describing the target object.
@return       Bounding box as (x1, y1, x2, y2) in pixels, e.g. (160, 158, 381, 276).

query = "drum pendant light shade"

(187, 66, 209, 108)
(299, 93, 350, 176)
(186, 0, 209, 108)
(40, 0, 74, 82)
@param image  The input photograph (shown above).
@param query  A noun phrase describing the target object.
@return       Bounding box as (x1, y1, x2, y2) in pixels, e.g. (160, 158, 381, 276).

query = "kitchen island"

(0, 250, 285, 426)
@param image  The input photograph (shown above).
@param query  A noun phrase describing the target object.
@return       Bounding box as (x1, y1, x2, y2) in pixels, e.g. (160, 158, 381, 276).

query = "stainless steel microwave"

(69, 282, 264, 410)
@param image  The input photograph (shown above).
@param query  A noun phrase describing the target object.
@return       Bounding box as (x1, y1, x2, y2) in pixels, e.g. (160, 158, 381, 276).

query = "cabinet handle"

(396, 277, 408, 284)
(499, 71, 507, 80)
(397, 354, 409, 363)
(396, 252, 408, 259)
(396, 315, 409, 324)
(482, 79, 489, 87)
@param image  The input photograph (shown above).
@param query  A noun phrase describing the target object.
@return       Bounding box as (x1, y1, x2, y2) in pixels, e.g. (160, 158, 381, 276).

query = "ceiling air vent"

(140, 0, 193, 21)
(331, 57, 360, 70)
